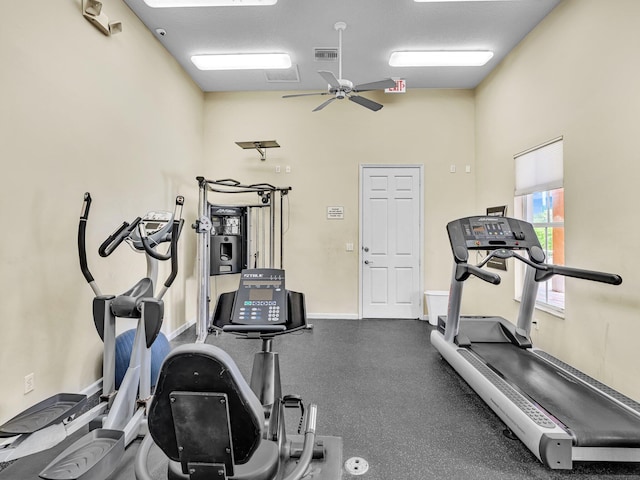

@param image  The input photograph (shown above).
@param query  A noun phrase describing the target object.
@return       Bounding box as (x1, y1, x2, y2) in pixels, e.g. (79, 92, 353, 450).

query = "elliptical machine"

(135, 268, 342, 480)
(37, 193, 184, 480)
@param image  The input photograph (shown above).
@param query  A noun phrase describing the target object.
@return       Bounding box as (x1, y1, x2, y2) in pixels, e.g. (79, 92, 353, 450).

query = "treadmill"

(430, 215, 640, 469)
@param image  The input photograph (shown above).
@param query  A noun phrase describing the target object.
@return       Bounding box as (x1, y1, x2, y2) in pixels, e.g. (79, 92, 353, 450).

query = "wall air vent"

(314, 48, 338, 62)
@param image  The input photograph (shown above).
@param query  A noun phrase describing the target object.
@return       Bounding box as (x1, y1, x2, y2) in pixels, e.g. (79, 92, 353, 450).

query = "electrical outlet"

(24, 373, 35, 394)
(275, 165, 281, 173)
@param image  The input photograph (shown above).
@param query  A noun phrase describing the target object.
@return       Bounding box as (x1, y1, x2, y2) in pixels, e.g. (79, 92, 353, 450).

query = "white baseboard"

(165, 318, 196, 341)
(81, 378, 103, 397)
(307, 313, 360, 320)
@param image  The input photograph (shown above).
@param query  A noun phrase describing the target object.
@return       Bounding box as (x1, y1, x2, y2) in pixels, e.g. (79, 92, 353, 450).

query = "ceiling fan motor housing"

(338, 78, 353, 90)
(335, 78, 353, 98)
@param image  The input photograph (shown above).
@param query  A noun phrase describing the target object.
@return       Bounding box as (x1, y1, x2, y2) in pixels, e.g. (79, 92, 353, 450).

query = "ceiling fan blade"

(282, 92, 329, 98)
(353, 78, 397, 92)
(312, 97, 338, 112)
(318, 70, 341, 89)
(349, 95, 384, 112)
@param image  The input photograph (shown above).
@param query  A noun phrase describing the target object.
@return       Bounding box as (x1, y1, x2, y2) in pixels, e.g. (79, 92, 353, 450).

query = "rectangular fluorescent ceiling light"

(414, 1, 512, 2)
(191, 53, 291, 70)
(144, 0, 276, 7)
(389, 51, 493, 67)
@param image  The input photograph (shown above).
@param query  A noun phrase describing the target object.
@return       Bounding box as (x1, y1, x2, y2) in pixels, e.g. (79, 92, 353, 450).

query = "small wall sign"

(327, 206, 344, 219)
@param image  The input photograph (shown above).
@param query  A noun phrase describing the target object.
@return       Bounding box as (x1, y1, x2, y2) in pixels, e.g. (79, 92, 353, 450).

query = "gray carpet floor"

(3, 319, 640, 479)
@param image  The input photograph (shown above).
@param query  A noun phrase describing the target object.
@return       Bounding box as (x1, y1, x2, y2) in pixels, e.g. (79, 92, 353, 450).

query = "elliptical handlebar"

(149, 195, 185, 299)
(78, 193, 185, 298)
(163, 218, 183, 289)
(138, 222, 172, 261)
(137, 196, 184, 263)
(98, 217, 142, 258)
(78, 193, 94, 284)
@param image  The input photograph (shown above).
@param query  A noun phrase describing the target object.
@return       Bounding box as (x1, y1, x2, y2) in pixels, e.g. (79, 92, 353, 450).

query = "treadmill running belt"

(471, 343, 640, 448)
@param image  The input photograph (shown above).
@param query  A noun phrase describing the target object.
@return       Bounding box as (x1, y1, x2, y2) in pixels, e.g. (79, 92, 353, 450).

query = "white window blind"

(514, 137, 563, 196)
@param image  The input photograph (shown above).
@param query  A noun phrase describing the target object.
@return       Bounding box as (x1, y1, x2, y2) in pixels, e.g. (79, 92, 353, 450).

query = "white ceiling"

(123, 0, 561, 93)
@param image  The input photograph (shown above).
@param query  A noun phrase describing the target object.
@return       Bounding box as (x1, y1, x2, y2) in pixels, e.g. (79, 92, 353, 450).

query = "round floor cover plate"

(344, 457, 369, 476)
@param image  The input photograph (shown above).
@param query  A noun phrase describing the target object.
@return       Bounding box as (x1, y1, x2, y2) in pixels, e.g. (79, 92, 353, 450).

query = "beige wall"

(474, 0, 640, 399)
(3, 0, 639, 427)
(202, 89, 476, 315)
(0, 1, 203, 423)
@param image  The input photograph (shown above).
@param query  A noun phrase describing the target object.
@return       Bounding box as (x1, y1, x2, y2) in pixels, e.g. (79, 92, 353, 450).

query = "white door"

(360, 165, 423, 319)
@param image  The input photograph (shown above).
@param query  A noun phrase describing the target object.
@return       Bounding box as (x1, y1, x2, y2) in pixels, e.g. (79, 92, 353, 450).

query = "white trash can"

(425, 290, 449, 327)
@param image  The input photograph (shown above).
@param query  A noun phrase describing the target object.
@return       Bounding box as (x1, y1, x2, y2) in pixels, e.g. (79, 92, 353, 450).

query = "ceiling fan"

(283, 22, 397, 112)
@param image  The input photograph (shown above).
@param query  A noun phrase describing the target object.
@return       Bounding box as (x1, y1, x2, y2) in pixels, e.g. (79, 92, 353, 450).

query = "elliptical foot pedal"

(39, 428, 124, 480)
(0, 393, 87, 436)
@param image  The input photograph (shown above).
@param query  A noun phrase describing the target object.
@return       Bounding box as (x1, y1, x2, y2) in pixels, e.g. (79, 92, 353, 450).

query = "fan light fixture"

(191, 53, 291, 71)
(389, 51, 494, 67)
(144, 0, 276, 7)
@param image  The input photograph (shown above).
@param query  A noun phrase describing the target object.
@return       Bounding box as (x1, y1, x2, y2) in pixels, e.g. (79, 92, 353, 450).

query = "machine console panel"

(447, 216, 542, 263)
(128, 211, 174, 250)
(232, 269, 287, 325)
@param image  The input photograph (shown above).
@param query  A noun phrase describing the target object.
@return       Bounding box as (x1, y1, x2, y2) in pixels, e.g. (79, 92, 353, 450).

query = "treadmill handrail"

(534, 264, 622, 285)
(455, 263, 501, 285)
(475, 249, 622, 286)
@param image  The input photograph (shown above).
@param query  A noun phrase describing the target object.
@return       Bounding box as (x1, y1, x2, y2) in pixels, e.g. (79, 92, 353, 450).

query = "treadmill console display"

(232, 269, 287, 325)
(459, 217, 531, 249)
(465, 217, 516, 245)
(447, 216, 543, 263)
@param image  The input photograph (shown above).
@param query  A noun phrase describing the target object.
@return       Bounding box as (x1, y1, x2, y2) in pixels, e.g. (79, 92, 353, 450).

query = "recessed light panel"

(144, 0, 276, 7)
(389, 51, 494, 67)
(414, 0, 513, 2)
(191, 53, 292, 70)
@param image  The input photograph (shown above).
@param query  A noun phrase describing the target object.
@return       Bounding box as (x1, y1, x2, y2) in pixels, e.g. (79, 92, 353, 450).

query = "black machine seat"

(211, 290, 307, 337)
(148, 344, 279, 480)
(110, 278, 154, 318)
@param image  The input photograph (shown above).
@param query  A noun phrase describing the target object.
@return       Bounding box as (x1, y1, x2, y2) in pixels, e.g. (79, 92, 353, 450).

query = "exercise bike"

(135, 269, 342, 480)
(36, 193, 184, 480)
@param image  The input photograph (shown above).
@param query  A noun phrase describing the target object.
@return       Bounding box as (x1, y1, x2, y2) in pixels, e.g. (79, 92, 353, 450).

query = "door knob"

(363, 247, 369, 252)
(364, 260, 373, 265)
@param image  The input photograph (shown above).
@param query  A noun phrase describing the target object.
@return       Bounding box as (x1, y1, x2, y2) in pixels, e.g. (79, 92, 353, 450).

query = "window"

(514, 138, 564, 313)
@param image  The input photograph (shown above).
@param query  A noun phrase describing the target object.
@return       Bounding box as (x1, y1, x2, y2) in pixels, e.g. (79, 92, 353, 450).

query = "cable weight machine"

(193, 177, 292, 343)
(138, 180, 342, 480)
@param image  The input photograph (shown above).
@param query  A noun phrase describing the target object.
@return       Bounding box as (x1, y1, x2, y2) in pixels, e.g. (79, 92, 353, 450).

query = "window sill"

(514, 298, 565, 319)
